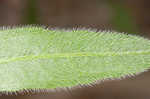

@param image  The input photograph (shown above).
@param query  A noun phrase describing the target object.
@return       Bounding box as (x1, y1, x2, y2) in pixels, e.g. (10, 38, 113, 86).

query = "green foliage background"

(24, 0, 138, 34)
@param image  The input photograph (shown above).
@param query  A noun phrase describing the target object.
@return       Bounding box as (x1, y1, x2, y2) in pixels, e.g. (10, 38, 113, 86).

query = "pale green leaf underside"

(0, 26, 150, 92)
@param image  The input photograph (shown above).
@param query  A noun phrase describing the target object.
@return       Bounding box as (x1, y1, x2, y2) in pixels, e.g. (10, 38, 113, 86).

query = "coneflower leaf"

(0, 26, 150, 92)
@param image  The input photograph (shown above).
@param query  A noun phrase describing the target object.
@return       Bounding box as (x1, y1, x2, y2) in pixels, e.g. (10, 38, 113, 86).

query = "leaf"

(0, 26, 150, 92)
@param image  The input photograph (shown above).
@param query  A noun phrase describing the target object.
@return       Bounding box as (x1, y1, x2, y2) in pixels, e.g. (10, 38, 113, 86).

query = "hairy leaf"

(0, 26, 150, 92)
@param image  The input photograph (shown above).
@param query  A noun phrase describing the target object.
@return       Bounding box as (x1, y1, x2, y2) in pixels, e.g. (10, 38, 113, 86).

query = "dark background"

(1, 0, 150, 37)
(0, 0, 150, 98)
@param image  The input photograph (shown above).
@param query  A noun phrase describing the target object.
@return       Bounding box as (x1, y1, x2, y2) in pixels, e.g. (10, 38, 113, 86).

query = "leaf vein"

(0, 50, 149, 64)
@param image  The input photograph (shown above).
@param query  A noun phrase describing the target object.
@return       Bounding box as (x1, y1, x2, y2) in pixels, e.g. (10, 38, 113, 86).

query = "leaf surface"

(0, 26, 150, 92)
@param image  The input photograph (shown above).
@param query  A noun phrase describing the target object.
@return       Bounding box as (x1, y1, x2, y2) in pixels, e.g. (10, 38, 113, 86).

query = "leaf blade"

(0, 26, 150, 92)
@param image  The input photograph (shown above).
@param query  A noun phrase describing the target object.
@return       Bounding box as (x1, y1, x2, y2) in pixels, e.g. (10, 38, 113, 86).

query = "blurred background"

(1, 0, 150, 98)
(0, 0, 150, 37)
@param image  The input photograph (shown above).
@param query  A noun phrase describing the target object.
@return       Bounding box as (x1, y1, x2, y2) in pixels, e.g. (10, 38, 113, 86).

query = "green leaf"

(0, 26, 150, 92)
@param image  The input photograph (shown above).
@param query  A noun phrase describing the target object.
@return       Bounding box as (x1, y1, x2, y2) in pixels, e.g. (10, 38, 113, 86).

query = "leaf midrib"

(0, 50, 150, 64)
